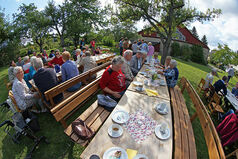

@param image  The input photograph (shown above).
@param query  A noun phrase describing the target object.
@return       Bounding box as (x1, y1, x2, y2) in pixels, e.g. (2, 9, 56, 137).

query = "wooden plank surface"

(80, 90, 173, 159)
(127, 65, 170, 101)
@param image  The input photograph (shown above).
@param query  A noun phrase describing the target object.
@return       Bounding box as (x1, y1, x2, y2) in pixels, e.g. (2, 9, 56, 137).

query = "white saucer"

(155, 123, 170, 140)
(103, 147, 128, 159)
(112, 110, 130, 124)
(133, 154, 149, 159)
(133, 81, 143, 86)
(155, 103, 169, 115)
(108, 124, 123, 138)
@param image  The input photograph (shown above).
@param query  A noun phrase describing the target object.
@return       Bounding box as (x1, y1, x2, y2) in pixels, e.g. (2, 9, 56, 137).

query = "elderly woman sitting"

(79, 51, 97, 79)
(100, 56, 126, 101)
(22, 56, 31, 74)
(12, 66, 47, 112)
(157, 59, 179, 88)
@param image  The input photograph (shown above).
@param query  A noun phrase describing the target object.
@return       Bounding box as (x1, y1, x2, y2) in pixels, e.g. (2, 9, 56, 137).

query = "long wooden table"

(226, 90, 238, 110)
(128, 65, 170, 100)
(81, 65, 173, 159)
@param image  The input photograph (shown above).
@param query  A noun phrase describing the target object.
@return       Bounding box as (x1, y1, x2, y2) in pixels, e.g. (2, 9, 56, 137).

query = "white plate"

(112, 110, 130, 124)
(133, 154, 149, 159)
(103, 147, 128, 159)
(155, 123, 170, 140)
(133, 81, 143, 86)
(155, 103, 169, 115)
(160, 81, 166, 86)
(139, 72, 147, 76)
(135, 87, 145, 92)
(108, 124, 123, 138)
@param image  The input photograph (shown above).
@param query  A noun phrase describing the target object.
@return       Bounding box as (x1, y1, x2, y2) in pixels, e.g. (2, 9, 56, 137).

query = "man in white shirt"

(204, 68, 218, 90)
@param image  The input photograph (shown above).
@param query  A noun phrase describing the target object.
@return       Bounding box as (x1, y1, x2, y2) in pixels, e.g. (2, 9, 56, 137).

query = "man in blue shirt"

(232, 82, 238, 97)
(213, 76, 228, 95)
(140, 40, 149, 54)
(61, 51, 81, 92)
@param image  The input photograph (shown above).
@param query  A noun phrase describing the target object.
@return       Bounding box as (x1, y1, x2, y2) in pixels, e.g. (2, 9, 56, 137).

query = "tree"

(45, 1, 68, 47)
(115, 0, 221, 64)
(210, 44, 236, 66)
(66, 0, 106, 47)
(13, 3, 51, 52)
(0, 9, 21, 66)
(191, 26, 199, 39)
(201, 35, 208, 45)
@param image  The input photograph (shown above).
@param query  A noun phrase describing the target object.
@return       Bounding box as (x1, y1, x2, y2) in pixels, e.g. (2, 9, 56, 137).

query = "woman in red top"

(100, 56, 126, 101)
(48, 50, 64, 67)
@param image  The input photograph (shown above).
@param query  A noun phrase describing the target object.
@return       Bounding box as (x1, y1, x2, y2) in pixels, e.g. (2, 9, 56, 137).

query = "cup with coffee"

(111, 124, 120, 136)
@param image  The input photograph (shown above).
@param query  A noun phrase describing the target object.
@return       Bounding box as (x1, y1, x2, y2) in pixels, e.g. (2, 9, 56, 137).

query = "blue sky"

(1, 0, 238, 51)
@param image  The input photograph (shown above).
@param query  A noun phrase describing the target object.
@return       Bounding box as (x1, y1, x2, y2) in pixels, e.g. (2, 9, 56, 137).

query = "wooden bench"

(51, 78, 110, 146)
(180, 77, 226, 159)
(197, 78, 205, 94)
(44, 62, 111, 109)
(170, 86, 197, 159)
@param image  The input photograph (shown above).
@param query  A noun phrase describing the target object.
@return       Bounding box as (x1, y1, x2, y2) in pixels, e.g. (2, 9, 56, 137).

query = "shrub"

(181, 45, 192, 61)
(191, 45, 205, 64)
(102, 35, 115, 47)
(171, 42, 181, 56)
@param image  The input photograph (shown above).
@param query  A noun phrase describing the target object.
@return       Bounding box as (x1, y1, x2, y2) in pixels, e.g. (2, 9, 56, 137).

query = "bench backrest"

(51, 78, 101, 126)
(180, 77, 225, 159)
(45, 61, 110, 107)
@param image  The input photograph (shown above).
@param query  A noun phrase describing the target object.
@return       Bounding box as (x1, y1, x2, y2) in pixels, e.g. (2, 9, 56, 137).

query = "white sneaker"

(31, 109, 41, 113)
(41, 108, 48, 113)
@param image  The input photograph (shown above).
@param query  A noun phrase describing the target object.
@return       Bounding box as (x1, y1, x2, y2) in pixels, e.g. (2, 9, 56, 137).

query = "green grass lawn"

(0, 57, 237, 159)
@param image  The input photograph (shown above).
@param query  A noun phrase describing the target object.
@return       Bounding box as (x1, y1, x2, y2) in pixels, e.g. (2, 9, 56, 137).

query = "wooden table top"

(80, 90, 173, 159)
(127, 65, 170, 101)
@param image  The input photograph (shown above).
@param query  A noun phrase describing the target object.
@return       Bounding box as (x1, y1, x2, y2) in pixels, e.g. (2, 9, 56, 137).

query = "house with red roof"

(138, 26, 210, 61)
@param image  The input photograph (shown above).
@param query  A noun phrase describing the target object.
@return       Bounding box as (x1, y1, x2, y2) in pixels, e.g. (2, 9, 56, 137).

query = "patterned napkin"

(124, 109, 157, 143)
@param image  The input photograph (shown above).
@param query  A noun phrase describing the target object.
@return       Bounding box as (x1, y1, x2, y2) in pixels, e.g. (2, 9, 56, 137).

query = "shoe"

(41, 108, 48, 113)
(31, 109, 41, 113)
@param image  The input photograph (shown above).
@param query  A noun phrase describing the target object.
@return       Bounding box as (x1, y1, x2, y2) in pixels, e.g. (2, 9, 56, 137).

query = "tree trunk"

(161, 39, 171, 65)
(60, 35, 65, 47)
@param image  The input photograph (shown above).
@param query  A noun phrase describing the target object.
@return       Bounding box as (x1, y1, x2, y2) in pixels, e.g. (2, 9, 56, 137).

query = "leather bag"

(71, 118, 94, 140)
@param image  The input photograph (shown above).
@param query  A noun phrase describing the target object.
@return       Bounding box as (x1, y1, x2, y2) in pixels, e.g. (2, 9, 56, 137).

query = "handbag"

(71, 118, 94, 140)
(97, 94, 117, 111)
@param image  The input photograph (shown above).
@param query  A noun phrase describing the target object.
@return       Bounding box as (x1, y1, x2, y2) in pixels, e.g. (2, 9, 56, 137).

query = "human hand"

(34, 93, 39, 98)
(112, 92, 121, 99)
(157, 71, 163, 75)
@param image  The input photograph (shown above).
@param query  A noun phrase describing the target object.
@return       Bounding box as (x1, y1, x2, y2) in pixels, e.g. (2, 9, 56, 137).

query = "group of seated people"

(202, 68, 238, 147)
(8, 47, 102, 113)
(99, 49, 179, 102)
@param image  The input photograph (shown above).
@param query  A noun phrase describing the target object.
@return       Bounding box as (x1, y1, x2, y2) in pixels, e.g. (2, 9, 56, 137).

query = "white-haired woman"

(147, 42, 154, 63)
(12, 66, 47, 112)
(157, 59, 179, 88)
(24, 56, 37, 88)
(22, 56, 31, 73)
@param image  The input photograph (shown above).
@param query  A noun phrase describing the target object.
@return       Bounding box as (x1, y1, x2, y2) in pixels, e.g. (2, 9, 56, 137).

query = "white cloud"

(54, 0, 64, 5)
(16, 0, 22, 2)
(189, 0, 238, 51)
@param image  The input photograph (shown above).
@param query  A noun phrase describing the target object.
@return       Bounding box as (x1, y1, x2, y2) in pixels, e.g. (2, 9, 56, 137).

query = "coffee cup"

(111, 124, 120, 136)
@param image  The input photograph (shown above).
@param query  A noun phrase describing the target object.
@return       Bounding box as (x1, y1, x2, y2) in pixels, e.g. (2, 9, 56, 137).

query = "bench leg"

(60, 119, 68, 129)
(190, 112, 198, 123)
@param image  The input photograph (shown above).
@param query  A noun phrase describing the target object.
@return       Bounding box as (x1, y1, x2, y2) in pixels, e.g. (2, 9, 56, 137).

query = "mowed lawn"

(0, 58, 237, 159)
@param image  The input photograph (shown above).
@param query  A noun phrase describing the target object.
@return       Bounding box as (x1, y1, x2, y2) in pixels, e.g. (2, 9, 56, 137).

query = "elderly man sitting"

(122, 50, 134, 86)
(12, 66, 47, 113)
(158, 59, 179, 88)
(100, 56, 126, 102)
(130, 50, 143, 76)
(33, 58, 63, 104)
(61, 51, 82, 92)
